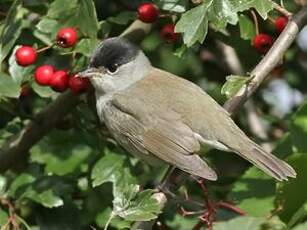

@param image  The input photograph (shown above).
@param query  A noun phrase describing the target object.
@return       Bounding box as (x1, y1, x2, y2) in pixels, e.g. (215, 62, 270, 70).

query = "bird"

(78, 37, 296, 181)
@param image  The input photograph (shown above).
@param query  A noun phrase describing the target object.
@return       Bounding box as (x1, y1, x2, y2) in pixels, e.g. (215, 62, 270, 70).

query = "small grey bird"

(79, 37, 296, 181)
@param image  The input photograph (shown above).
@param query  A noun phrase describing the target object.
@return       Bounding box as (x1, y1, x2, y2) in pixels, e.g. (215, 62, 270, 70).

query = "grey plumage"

(84, 37, 296, 181)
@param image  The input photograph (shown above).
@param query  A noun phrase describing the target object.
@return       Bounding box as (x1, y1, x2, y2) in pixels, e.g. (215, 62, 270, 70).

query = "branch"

(224, 7, 307, 114)
(0, 20, 152, 172)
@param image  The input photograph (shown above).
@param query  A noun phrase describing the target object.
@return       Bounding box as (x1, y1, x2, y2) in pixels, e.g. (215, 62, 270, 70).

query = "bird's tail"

(234, 141, 296, 181)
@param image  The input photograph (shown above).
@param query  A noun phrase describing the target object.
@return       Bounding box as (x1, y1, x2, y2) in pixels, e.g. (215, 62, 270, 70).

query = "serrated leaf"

(108, 12, 137, 25)
(113, 187, 160, 222)
(221, 75, 249, 99)
(213, 216, 266, 230)
(158, 0, 188, 13)
(231, 0, 274, 19)
(208, 0, 238, 31)
(175, 2, 212, 47)
(228, 167, 276, 217)
(91, 151, 126, 187)
(0, 72, 21, 98)
(0, 0, 28, 65)
(238, 14, 256, 40)
(288, 202, 307, 228)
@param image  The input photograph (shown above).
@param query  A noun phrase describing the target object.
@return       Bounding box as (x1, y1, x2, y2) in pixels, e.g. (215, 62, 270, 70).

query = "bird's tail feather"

(235, 142, 296, 181)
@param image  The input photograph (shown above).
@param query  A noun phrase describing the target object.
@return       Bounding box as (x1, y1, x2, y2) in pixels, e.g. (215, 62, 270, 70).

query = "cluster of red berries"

(15, 27, 90, 95)
(137, 3, 179, 43)
(252, 16, 288, 54)
(34, 65, 90, 94)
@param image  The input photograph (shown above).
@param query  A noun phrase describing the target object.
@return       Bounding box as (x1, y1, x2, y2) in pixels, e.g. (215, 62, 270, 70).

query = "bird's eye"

(107, 64, 118, 74)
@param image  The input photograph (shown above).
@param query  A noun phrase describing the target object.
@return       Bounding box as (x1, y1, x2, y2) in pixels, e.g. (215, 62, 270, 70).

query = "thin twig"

(271, 1, 293, 17)
(251, 10, 260, 35)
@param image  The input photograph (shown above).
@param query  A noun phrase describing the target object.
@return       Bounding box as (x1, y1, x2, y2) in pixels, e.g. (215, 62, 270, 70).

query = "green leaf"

(9, 174, 65, 208)
(276, 153, 307, 222)
(30, 130, 91, 176)
(91, 151, 126, 187)
(0, 0, 28, 65)
(113, 186, 160, 221)
(158, 0, 188, 13)
(0, 208, 8, 226)
(0, 72, 21, 98)
(34, 18, 58, 45)
(290, 100, 307, 152)
(23, 189, 64, 208)
(228, 167, 276, 217)
(108, 12, 137, 25)
(96, 208, 131, 229)
(221, 75, 249, 99)
(31, 82, 58, 98)
(166, 213, 198, 229)
(175, 2, 212, 47)
(74, 38, 99, 57)
(238, 14, 256, 40)
(288, 202, 307, 228)
(66, 0, 99, 38)
(208, 0, 238, 31)
(8, 173, 36, 198)
(35, 18, 59, 34)
(47, 0, 78, 19)
(230, 0, 274, 19)
(213, 216, 266, 230)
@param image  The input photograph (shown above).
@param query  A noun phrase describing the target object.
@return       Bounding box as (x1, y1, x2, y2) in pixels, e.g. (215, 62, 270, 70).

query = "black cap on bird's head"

(81, 37, 139, 76)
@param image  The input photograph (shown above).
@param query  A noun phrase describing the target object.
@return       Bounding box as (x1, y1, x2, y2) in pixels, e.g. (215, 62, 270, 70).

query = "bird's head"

(78, 37, 151, 94)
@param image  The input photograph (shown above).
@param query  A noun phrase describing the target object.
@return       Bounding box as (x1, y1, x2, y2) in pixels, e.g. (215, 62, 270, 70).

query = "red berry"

(34, 65, 55, 86)
(68, 75, 90, 95)
(160, 24, 179, 43)
(50, 70, 69, 92)
(15, 46, 37, 66)
(275, 16, 288, 33)
(56, 27, 78, 48)
(253, 34, 273, 54)
(137, 3, 159, 23)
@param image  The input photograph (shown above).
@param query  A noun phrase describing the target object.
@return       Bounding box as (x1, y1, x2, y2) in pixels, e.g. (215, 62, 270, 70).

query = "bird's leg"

(194, 178, 216, 230)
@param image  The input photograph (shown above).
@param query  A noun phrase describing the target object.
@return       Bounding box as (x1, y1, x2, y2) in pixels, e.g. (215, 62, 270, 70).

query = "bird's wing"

(103, 98, 217, 180)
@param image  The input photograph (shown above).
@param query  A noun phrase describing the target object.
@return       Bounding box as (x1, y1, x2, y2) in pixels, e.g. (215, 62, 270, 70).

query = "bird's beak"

(76, 67, 105, 78)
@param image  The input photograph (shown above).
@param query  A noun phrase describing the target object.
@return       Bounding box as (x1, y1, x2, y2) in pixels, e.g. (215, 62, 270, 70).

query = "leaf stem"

(271, 1, 292, 17)
(36, 44, 54, 53)
(251, 10, 259, 35)
(104, 211, 115, 230)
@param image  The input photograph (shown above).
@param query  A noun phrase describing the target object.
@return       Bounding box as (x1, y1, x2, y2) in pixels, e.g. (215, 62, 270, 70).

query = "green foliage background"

(1, 0, 307, 229)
